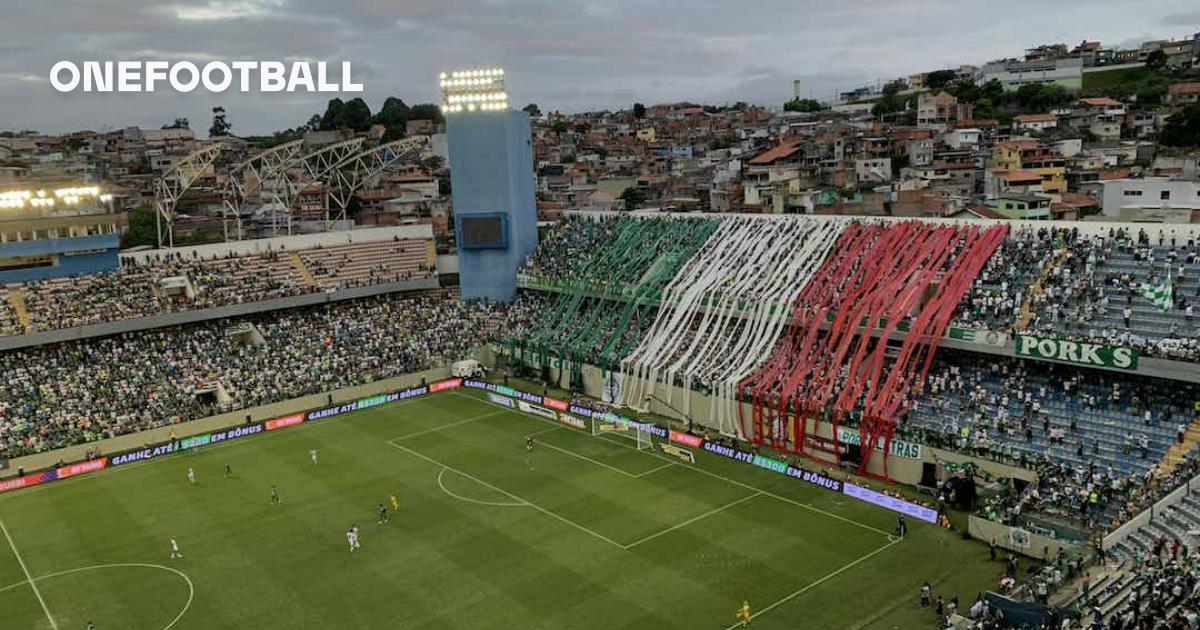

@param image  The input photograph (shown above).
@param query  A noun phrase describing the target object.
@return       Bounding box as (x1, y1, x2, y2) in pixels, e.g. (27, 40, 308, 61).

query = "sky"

(0, 0, 1198, 135)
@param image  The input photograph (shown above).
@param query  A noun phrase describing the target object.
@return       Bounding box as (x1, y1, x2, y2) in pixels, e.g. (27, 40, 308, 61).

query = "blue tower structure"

(443, 68, 537, 302)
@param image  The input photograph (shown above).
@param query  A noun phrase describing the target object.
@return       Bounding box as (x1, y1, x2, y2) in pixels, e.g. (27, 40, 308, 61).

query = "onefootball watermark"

(49, 60, 364, 93)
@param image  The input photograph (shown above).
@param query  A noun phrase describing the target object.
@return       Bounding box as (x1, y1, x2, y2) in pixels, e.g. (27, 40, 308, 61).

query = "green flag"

(1140, 273, 1173, 312)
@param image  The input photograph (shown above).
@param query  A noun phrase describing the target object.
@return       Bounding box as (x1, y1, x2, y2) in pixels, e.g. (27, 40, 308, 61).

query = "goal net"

(591, 416, 654, 451)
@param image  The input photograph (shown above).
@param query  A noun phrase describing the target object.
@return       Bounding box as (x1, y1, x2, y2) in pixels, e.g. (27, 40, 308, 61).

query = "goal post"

(591, 415, 654, 451)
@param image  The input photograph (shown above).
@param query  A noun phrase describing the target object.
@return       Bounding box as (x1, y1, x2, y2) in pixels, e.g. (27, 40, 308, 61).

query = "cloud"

(0, 0, 1197, 134)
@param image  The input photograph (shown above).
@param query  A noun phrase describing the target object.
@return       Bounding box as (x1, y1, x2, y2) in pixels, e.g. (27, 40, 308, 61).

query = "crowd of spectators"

(903, 350, 1196, 476)
(954, 226, 1073, 334)
(1105, 535, 1200, 629)
(1026, 227, 1200, 362)
(0, 290, 498, 458)
(4, 238, 434, 336)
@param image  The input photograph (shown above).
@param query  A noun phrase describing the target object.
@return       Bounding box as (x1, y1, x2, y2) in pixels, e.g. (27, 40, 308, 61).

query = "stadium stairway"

(290, 253, 317, 287)
(7, 288, 32, 333)
(1159, 416, 1200, 475)
(1016, 247, 1068, 331)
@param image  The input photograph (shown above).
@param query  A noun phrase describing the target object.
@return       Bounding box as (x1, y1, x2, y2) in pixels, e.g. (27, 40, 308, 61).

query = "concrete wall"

(0, 277, 440, 351)
(1, 365, 451, 479)
(969, 515, 1077, 560)
(1104, 473, 1200, 551)
(120, 225, 433, 264)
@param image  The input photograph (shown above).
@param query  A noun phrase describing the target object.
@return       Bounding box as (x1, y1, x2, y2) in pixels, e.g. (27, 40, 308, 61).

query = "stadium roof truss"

(154, 143, 224, 248)
(219, 139, 308, 240)
(324, 137, 429, 226)
(261, 137, 369, 235)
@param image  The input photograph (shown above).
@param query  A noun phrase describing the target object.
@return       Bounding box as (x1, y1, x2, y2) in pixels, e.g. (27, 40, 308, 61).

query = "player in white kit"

(170, 538, 183, 559)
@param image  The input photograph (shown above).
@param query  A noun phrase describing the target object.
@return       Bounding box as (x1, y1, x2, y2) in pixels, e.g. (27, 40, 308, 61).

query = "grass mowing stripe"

(0, 394, 453, 504)
(385, 439, 628, 550)
(452, 389, 896, 540)
(389, 409, 511, 441)
(623, 491, 762, 549)
(0, 516, 59, 630)
(723, 537, 903, 629)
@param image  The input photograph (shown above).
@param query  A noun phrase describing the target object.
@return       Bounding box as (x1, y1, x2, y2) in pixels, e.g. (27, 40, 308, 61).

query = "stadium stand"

(300, 239, 434, 290)
(3, 238, 436, 336)
(0, 290, 495, 458)
(500, 215, 718, 380)
(902, 349, 1199, 478)
(621, 216, 844, 432)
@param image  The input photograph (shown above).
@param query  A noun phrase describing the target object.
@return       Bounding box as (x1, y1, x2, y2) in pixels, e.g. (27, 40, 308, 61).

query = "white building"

(1100, 178, 1200, 223)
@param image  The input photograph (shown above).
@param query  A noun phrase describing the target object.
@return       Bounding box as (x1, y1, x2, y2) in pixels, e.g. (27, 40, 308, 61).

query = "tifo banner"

(602, 370, 623, 405)
(1014, 334, 1137, 370)
(835, 426, 922, 459)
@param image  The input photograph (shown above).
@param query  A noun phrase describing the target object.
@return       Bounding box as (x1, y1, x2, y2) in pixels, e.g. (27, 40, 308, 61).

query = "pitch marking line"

(531, 438, 648, 479)
(0, 563, 194, 630)
(387, 440, 627, 550)
(455, 390, 894, 539)
(633, 461, 677, 478)
(623, 492, 762, 550)
(0, 561, 194, 628)
(0, 391, 451, 502)
(0, 515, 59, 630)
(722, 537, 902, 630)
(389, 409, 510, 441)
(436, 468, 527, 508)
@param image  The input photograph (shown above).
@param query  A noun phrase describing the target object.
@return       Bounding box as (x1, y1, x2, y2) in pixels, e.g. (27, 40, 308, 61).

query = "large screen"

(460, 215, 508, 249)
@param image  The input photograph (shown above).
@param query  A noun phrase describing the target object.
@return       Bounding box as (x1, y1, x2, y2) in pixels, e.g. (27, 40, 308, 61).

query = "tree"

(1146, 49, 1168, 71)
(162, 117, 189, 130)
(1161, 105, 1200, 148)
(783, 98, 825, 113)
(209, 107, 231, 137)
(522, 103, 541, 118)
(121, 206, 158, 248)
(407, 103, 444, 126)
(319, 98, 345, 130)
(340, 97, 373, 132)
(551, 121, 570, 135)
(925, 69, 958, 90)
(421, 155, 445, 172)
(618, 186, 646, 210)
(633, 103, 646, 119)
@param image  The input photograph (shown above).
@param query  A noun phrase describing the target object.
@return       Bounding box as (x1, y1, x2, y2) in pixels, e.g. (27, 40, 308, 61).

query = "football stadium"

(2, 74, 1200, 630)
(5, 204, 1200, 629)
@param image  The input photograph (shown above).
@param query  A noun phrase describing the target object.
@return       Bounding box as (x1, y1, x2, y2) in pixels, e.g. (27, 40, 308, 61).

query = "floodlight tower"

(441, 67, 537, 302)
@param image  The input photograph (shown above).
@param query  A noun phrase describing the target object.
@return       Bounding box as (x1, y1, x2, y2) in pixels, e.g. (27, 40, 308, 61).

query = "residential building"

(996, 193, 1052, 220)
(916, 92, 972, 130)
(1099, 178, 1200, 222)
(1012, 113, 1058, 133)
(980, 57, 1084, 91)
(1168, 82, 1200, 106)
(993, 139, 1067, 195)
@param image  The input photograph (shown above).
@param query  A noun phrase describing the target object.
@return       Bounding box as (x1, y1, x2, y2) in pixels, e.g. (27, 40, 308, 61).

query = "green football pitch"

(0, 390, 1002, 629)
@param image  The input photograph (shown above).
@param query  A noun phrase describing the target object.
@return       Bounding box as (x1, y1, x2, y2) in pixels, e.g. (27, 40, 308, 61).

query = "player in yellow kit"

(736, 601, 751, 626)
(390, 495, 399, 513)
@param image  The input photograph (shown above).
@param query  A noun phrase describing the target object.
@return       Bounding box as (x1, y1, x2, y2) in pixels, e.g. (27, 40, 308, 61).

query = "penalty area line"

(386, 440, 627, 550)
(0, 516, 59, 630)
